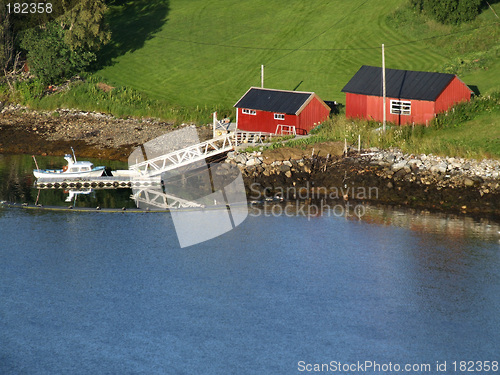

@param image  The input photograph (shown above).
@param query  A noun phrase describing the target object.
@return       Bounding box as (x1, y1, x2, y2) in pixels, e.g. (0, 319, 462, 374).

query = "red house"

(234, 87, 331, 135)
(341, 66, 472, 125)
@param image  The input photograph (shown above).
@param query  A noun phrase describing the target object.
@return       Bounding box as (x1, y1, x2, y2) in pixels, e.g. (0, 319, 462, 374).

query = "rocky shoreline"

(1, 105, 499, 218)
(0, 104, 211, 160)
(226, 145, 500, 218)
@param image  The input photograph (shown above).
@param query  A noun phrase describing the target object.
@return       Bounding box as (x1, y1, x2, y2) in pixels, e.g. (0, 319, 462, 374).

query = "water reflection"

(247, 201, 500, 243)
(0, 154, 35, 203)
(132, 186, 205, 210)
(64, 189, 93, 203)
(0, 154, 135, 208)
(361, 205, 500, 242)
(1, 154, 500, 242)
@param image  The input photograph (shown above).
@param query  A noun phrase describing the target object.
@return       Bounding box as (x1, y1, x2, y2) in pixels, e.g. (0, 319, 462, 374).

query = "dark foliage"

(410, 0, 483, 24)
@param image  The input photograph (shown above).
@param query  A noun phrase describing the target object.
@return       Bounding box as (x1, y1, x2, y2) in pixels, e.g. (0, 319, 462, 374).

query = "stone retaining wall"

(224, 147, 500, 216)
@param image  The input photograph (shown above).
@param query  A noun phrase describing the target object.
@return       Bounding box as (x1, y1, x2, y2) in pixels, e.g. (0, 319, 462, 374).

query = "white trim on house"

(390, 100, 411, 115)
(242, 109, 256, 115)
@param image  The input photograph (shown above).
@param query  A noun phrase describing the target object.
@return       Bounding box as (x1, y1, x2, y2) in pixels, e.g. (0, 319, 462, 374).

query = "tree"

(411, 0, 483, 24)
(0, 1, 14, 73)
(20, 22, 95, 84)
(18, 0, 110, 84)
(60, 0, 110, 51)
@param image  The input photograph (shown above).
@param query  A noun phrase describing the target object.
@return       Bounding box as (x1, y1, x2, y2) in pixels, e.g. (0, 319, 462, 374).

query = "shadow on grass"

(95, 0, 170, 69)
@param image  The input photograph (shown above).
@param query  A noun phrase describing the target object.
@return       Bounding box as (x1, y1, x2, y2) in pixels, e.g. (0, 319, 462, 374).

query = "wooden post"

(213, 112, 217, 138)
(358, 134, 361, 153)
(382, 44, 386, 132)
(261, 65, 264, 88)
(486, 1, 499, 18)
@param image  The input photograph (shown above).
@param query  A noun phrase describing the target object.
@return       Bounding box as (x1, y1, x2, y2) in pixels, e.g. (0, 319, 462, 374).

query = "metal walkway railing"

(131, 187, 204, 209)
(129, 133, 236, 177)
(128, 129, 283, 177)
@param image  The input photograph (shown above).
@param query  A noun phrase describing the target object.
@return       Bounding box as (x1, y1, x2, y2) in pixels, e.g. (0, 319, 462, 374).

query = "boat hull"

(33, 166, 106, 179)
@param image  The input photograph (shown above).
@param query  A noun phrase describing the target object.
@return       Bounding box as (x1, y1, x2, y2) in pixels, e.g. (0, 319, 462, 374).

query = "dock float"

(34, 176, 162, 189)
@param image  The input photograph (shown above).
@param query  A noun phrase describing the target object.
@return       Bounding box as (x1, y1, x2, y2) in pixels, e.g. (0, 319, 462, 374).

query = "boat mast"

(32, 155, 39, 170)
(71, 147, 77, 162)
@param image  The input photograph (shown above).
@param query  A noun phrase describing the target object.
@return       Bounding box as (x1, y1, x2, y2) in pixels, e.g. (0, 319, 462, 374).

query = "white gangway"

(128, 122, 280, 177)
(128, 133, 236, 177)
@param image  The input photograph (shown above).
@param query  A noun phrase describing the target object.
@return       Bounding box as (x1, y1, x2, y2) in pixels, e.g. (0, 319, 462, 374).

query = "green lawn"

(411, 109, 500, 159)
(22, 0, 500, 149)
(280, 94, 500, 159)
(95, 0, 465, 108)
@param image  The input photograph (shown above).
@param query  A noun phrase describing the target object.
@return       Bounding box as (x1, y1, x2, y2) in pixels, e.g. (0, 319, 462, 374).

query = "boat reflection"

(64, 189, 93, 203)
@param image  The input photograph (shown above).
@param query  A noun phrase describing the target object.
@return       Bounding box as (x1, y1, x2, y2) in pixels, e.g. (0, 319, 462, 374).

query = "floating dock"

(35, 176, 161, 189)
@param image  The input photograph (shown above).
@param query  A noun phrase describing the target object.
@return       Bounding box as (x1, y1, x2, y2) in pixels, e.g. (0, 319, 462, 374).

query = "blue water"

(1, 207, 499, 374)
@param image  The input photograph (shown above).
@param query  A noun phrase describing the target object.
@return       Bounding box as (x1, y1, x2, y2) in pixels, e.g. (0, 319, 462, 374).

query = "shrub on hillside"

(433, 92, 500, 128)
(17, 0, 109, 85)
(20, 23, 95, 84)
(410, 0, 483, 24)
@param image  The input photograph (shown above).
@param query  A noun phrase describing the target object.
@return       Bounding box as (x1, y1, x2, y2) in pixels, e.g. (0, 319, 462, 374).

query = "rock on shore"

(225, 144, 500, 217)
(1, 104, 498, 216)
(0, 105, 211, 160)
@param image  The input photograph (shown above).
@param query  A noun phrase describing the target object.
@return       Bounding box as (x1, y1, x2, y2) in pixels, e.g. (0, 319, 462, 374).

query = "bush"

(13, 80, 45, 103)
(433, 92, 500, 128)
(20, 22, 96, 85)
(440, 47, 499, 75)
(20, 75, 231, 125)
(411, 0, 483, 24)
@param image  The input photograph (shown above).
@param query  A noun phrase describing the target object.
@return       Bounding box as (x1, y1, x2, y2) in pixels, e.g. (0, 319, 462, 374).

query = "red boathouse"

(234, 87, 331, 135)
(341, 65, 472, 125)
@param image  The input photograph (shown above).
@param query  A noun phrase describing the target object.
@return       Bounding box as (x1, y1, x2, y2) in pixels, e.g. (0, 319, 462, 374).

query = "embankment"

(2, 106, 499, 217)
(226, 144, 500, 218)
(0, 104, 210, 161)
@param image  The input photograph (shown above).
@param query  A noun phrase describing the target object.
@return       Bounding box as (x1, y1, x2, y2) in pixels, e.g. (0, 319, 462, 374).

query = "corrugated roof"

(341, 65, 458, 101)
(234, 87, 314, 114)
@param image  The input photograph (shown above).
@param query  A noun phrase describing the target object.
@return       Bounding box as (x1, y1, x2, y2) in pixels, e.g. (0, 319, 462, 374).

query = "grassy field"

(278, 94, 500, 159)
(420, 110, 500, 158)
(10, 0, 499, 158)
(95, 0, 484, 108)
(26, 0, 499, 114)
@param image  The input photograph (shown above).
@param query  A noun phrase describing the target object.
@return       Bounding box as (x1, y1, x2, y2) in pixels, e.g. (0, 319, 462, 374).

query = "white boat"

(33, 153, 106, 179)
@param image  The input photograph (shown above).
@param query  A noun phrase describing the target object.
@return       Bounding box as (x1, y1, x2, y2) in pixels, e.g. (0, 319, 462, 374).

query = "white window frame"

(242, 109, 256, 115)
(390, 100, 411, 115)
(274, 113, 285, 120)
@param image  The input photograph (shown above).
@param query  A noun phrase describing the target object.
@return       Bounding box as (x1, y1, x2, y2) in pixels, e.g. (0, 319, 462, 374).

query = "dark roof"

(341, 65, 460, 101)
(234, 87, 315, 114)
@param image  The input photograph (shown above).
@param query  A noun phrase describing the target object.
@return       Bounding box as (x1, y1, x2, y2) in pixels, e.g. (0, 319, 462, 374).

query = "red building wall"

(237, 96, 330, 134)
(297, 97, 331, 135)
(236, 109, 298, 134)
(435, 76, 472, 113)
(345, 92, 368, 120)
(346, 94, 447, 125)
(345, 76, 471, 125)
(365, 95, 435, 125)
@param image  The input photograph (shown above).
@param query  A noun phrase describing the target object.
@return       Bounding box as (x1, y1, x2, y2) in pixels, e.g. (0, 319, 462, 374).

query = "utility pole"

(261, 65, 264, 88)
(382, 44, 386, 132)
